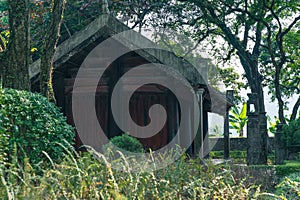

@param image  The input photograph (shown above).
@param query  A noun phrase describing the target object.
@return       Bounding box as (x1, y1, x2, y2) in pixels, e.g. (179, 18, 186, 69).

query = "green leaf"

(240, 103, 247, 120)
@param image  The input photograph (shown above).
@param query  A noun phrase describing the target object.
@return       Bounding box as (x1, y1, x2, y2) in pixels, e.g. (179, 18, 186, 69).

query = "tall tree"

(261, 26, 300, 123)
(1, 0, 30, 90)
(177, 0, 298, 164)
(120, 0, 299, 164)
(39, 0, 66, 101)
(151, 0, 270, 164)
(1, 0, 107, 98)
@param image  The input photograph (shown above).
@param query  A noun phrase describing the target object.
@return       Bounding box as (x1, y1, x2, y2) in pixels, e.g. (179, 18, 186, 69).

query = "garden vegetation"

(0, 88, 299, 199)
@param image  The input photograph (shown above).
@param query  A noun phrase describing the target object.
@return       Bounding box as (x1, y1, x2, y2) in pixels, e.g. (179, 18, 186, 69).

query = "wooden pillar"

(108, 60, 121, 138)
(203, 110, 209, 158)
(224, 90, 233, 159)
(194, 88, 205, 158)
(180, 102, 192, 154)
(275, 123, 286, 164)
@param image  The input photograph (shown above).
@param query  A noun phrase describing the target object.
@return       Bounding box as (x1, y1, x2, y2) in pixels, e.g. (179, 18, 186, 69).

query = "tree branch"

(281, 15, 300, 38)
(291, 96, 300, 121)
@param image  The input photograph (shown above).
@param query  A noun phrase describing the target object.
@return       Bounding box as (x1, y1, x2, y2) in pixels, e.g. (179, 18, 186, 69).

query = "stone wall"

(209, 137, 274, 151)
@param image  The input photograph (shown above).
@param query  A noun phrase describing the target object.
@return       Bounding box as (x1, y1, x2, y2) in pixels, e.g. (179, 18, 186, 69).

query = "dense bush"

(107, 133, 144, 153)
(0, 88, 74, 164)
(282, 118, 300, 146)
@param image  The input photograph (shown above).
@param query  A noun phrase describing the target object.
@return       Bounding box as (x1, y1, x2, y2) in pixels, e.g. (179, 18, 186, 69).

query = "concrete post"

(246, 93, 268, 165)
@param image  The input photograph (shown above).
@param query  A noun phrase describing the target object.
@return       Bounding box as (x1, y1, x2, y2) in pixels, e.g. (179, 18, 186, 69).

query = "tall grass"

(0, 144, 284, 199)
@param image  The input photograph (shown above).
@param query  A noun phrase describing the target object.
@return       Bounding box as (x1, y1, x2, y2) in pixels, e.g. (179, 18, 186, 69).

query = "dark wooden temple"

(30, 15, 233, 156)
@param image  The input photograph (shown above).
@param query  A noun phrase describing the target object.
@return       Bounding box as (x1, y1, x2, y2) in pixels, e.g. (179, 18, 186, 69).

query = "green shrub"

(275, 161, 300, 177)
(282, 118, 300, 147)
(209, 150, 247, 158)
(0, 91, 9, 163)
(275, 172, 300, 199)
(0, 88, 74, 165)
(108, 133, 144, 153)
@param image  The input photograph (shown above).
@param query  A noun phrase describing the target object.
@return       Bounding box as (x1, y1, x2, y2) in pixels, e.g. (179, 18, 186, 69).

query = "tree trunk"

(248, 74, 268, 165)
(238, 52, 268, 165)
(40, 0, 66, 101)
(239, 129, 243, 137)
(3, 0, 30, 90)
(291, 96, 300, 121)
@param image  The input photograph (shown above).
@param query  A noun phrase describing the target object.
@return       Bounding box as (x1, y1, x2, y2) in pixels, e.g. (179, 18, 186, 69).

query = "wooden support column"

(180, 102, 192, 154)
(194, 88, 205, 158)
(224, 90, 233, 159)
(203, 110, 209, 158)
(224, 110, 230, 159)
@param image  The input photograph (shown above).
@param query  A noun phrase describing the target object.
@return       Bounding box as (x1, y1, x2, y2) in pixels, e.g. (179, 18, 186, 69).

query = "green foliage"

(0, 89, 9, 163)
(210, 150, 276, 165)
(60, 0, 103, 42)
(108, 133, 144, 153)
(260, 29, 300, 104)
(0, 0, 8, 30)
(0, 29, 8, 53)
(209, 125, 223, 137)
(267, 115, 281, 135)
(275, 161, 300, 177)
(210, 150, 248, 164)
(267, 114, 296, 135)
(0, 34, 7, 54)
(24, 0, 110, 61)
(282, 118, 300, 147)
(0, 88, 74, 165)
(132, 0, 299, 127)
(216, 67, 245, 102)
(210, 150, 247, 159)
(0, 147, 272, 199)
(110, 0, 168, 30)
(275, 172, 300, 199)
(0, 0, 9, 53)
(229, 103, 248, 137)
